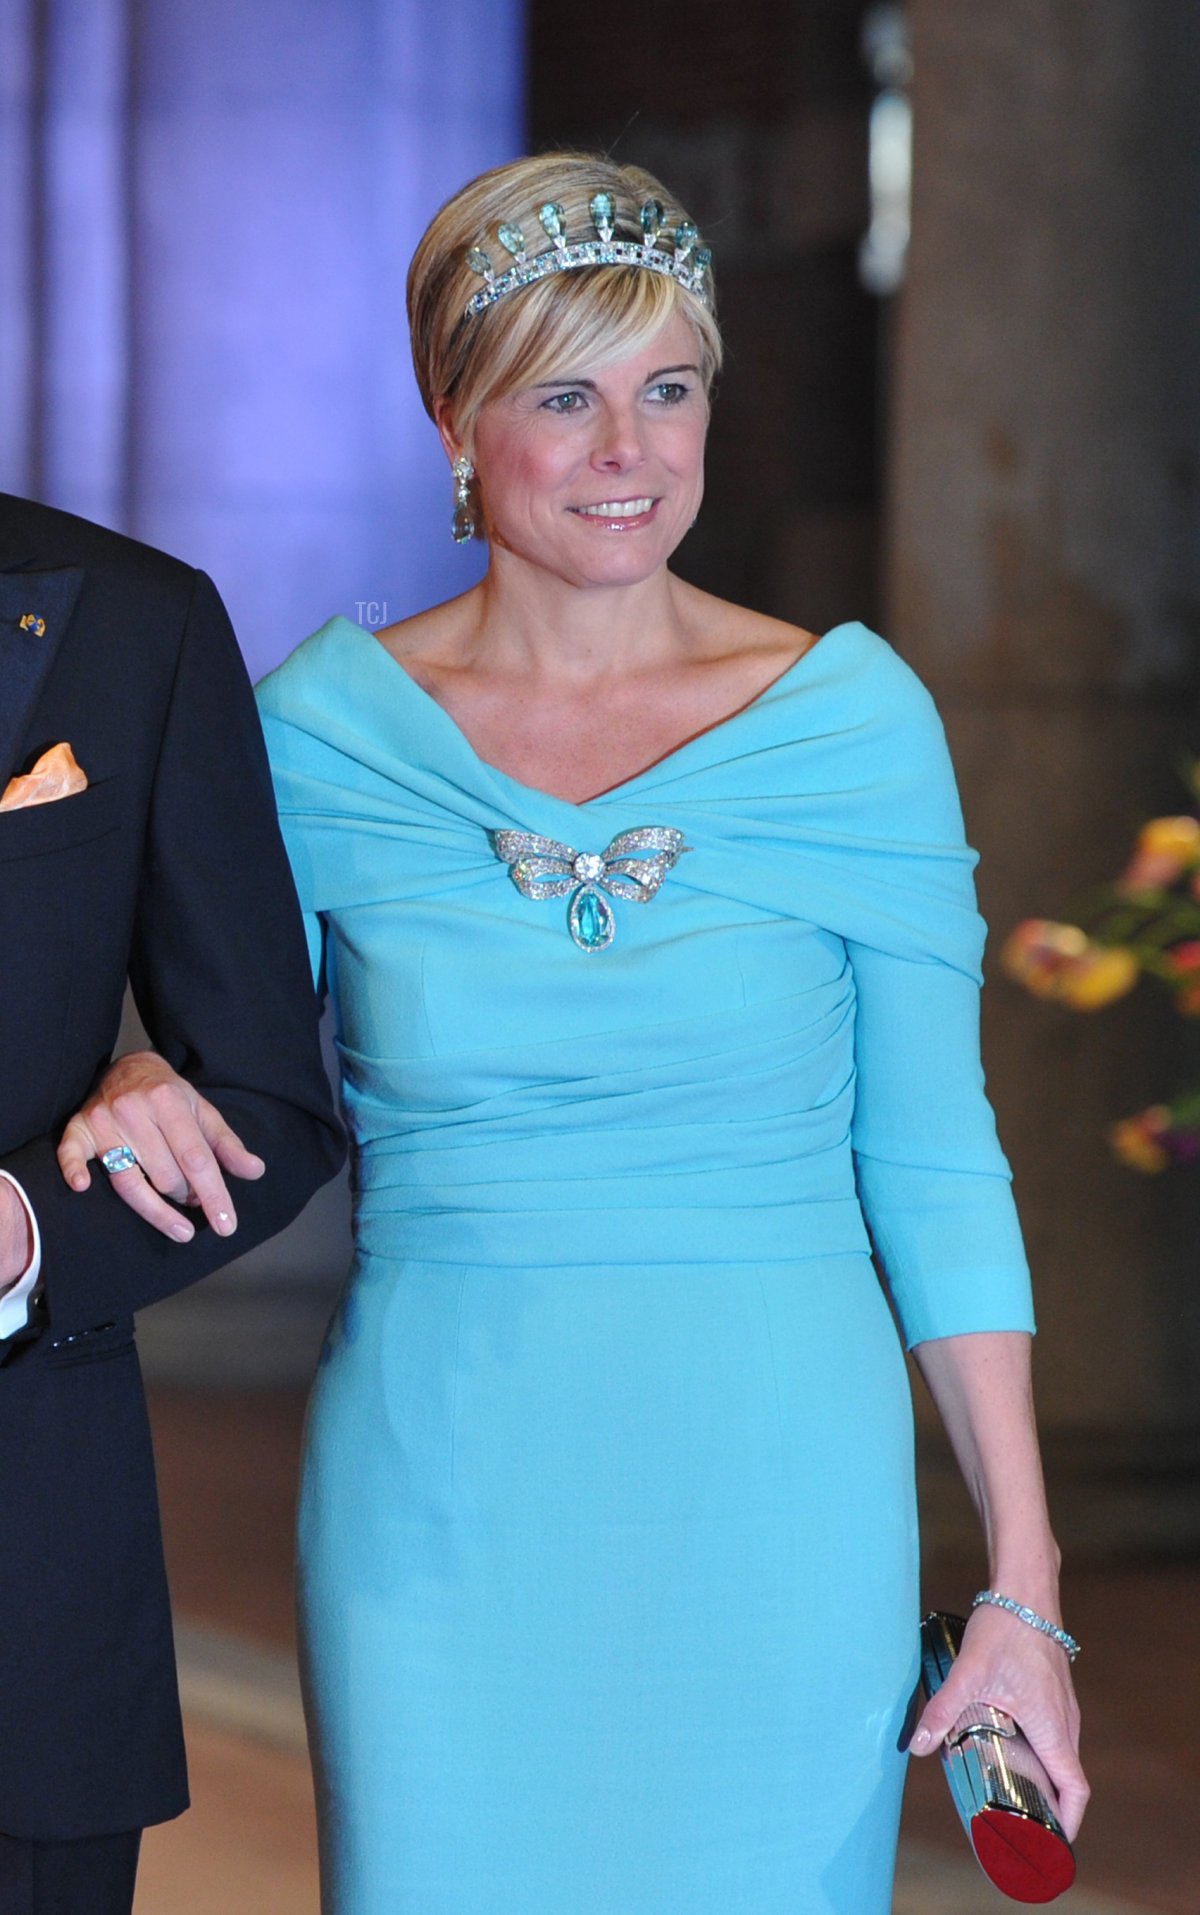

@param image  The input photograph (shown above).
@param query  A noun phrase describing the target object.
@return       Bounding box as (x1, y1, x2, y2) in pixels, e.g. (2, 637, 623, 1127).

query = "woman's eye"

(542, 391, 587, 414)
(648, 382, 690, 405)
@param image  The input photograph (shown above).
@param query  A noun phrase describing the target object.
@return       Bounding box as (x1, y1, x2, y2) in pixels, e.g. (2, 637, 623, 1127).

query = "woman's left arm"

(838, 657, 1089, 1835)
(848, 930, 1090, 1838)
(908, 1329, 1089, 1839)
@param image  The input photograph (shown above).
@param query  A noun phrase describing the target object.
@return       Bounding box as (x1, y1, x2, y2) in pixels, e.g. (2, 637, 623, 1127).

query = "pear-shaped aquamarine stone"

(497, 222, 527, 257)
(539, 201, 566, 240)
(569, 886, 615, 952)
(589, 192, 615, 241)
(640, 198, 665, 243)
(693, 245, 712, 275)
(452, 504, 475, 544)
(466, 247, 492, 278)
(673, 220, 698, 262)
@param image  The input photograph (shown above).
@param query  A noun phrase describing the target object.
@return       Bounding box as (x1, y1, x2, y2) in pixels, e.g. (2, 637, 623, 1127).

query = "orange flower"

(1110, 1107, 1173, 1173)
(1001, 922, 1068, 998)
(1059, 945, 1139, 1008)
(1118, 815, 1200, 892)
(1001, 920, 1138, 1010)
(1001, 920, 1086, 996)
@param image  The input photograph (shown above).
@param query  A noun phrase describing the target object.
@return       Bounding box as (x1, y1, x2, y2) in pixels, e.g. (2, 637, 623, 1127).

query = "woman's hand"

(909, 1330, 1089, 1842)
(57, 1050, 265, 1243)
(910, 1600, 1089, 1841)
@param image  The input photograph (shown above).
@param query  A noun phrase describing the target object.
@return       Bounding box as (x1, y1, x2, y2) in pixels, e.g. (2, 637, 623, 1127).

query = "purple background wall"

(2, 0, 525, 679)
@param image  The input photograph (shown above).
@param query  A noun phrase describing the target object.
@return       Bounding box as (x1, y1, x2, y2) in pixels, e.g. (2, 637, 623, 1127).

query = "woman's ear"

(433, 397, 467, 471)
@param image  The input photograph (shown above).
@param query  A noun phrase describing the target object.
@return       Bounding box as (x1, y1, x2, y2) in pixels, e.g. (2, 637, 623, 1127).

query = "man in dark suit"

(0, 491, 344, 1913)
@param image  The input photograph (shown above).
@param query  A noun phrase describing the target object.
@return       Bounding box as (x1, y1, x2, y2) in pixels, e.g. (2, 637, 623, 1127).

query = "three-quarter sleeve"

(841, 664, 1035, 1350)
(848, 936, 1034, 1348)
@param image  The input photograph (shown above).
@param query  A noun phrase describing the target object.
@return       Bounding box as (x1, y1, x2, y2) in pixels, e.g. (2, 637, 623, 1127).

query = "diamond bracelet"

(971, 1590, 1081, 1662)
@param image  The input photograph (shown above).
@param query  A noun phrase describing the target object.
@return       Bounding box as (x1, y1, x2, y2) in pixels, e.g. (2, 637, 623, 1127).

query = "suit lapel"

(0, 567, 84, 788)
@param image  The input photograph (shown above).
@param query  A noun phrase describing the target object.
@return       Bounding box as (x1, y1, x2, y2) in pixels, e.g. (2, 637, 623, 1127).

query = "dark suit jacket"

(0, 493, 344, 1841)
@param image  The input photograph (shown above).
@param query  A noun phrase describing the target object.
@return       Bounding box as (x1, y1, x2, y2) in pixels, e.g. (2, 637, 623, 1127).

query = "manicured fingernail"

(171, 1222, 194, 1242)
(216, 1210, 234, 1234)
(912, 1728, 932, 1753)
(71, 1176, 88, 1191)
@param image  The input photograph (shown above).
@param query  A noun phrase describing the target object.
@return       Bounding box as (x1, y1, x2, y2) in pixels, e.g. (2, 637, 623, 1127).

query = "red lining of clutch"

(972, 1804, 1077, 1904)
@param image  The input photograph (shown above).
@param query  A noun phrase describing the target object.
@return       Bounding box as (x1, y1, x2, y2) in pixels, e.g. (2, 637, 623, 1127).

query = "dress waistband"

(351, 1195, 872, 1267)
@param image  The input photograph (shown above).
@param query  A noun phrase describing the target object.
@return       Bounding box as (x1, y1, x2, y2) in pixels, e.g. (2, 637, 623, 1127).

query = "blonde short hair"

(407, 151, 723, 449)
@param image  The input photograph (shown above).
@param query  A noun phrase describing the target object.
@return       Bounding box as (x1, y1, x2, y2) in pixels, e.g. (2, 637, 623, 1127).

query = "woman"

(64, 153, 1086, 1911)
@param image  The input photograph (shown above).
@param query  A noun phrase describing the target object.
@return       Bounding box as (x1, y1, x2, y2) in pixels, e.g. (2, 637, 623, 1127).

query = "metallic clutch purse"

(920, 1612, 1077, 1904)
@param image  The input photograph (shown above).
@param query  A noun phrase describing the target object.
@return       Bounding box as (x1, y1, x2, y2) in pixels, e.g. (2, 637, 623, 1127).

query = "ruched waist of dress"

(351, 1195, 871, 1267)
(351, 1150, 872, 1267)
(339, 973, 871, 1264)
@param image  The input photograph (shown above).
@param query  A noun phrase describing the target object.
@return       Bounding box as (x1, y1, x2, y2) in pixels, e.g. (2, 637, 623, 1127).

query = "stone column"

(889, 3, 1200, 1467)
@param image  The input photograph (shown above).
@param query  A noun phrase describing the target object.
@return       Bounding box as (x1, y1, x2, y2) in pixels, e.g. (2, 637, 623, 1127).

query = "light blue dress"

(256, 616, 1034, 1915)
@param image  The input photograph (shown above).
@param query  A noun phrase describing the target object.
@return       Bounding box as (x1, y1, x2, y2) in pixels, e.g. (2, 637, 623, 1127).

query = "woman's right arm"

(57, 1049, 265, 1242)
(22, 578, 342, 1311)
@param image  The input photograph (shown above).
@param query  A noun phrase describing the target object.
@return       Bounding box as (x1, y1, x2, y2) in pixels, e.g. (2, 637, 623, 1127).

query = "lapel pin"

(19, 613, 47, 637)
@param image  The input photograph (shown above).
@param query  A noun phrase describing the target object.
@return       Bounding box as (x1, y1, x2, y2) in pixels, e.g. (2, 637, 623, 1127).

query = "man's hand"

(0, 1179, 35, 1288)
(57, 1051, 265, 1243)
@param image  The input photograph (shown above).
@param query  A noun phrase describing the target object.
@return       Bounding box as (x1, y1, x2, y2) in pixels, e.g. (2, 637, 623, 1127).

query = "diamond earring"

(451, 456, 476, 543)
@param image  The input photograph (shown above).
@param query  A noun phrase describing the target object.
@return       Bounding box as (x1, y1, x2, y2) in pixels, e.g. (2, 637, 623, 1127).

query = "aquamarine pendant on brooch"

(489, 826, 691, 952)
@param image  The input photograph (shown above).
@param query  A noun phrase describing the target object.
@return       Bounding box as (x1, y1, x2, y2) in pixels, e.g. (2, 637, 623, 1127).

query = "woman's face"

(464, 308, 709, 590)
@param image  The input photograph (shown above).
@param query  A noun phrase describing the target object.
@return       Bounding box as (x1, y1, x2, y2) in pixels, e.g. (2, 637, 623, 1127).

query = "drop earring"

(451, 456, 476, 543)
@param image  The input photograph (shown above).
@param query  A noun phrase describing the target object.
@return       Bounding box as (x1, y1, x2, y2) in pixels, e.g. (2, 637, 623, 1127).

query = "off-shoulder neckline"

(325, 615, 864, 813)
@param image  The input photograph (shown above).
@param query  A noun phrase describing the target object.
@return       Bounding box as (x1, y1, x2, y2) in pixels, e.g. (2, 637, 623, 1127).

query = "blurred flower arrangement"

(1002, 768, 1200, 1172)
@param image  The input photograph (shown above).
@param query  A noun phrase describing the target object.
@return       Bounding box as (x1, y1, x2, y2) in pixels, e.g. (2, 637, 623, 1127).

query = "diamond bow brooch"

(489, 826, 692, 953)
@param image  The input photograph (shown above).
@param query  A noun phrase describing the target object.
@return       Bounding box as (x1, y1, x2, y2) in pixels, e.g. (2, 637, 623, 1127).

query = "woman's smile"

(569, 496, 660, 528)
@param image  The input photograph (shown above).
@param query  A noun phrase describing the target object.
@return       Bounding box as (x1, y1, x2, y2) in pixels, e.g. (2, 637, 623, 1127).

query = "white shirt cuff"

(0, 1171, 43, 1337)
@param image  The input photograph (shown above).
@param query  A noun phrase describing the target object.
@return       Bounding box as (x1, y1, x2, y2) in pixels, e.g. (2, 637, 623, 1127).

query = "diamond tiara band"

(464, 193, 713, 318)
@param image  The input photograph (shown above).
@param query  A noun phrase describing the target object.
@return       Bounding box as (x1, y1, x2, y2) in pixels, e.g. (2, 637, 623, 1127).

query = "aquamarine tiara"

(463, 193, 713, 318)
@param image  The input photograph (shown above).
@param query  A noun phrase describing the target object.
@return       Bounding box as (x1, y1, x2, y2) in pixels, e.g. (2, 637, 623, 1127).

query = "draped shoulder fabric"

(258, 614, 1032, 1345)
(256, 616, 1034, 1914)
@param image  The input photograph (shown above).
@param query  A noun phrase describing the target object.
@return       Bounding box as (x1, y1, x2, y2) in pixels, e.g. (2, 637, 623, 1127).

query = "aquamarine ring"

(100, 1145, 139, 1175)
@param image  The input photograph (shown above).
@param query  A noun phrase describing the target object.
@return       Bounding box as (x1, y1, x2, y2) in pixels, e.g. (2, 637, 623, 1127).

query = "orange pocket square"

(0, 742, 89, 811)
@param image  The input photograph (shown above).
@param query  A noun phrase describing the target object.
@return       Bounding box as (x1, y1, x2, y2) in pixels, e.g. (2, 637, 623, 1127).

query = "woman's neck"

(461, 549, 697, 686)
